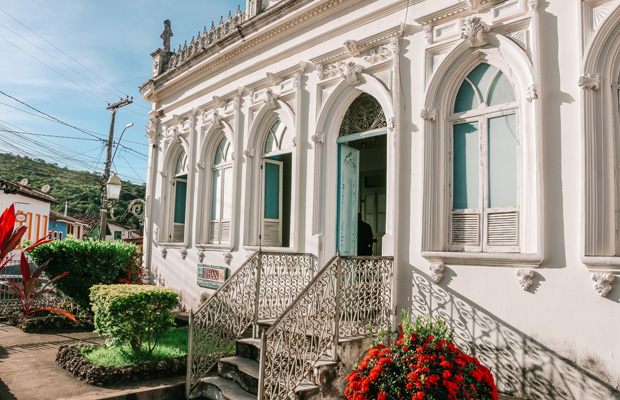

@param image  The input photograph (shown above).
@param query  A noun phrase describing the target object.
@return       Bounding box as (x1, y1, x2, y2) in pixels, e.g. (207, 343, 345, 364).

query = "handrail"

(257, 255, 394, 399)
(186, 250, 316, 399)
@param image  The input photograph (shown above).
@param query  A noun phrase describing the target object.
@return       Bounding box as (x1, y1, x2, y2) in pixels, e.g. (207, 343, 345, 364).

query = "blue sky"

(0, 0, 242, 186)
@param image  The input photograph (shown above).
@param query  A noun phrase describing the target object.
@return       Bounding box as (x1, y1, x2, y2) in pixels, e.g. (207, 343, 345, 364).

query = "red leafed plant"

(345, 311, 498, 400)
(0, 205, 76, 322)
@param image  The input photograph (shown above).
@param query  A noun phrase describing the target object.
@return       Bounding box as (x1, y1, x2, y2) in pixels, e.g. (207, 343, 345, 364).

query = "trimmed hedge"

(27, 237, 141, 311)
(90, 285, 178, 351)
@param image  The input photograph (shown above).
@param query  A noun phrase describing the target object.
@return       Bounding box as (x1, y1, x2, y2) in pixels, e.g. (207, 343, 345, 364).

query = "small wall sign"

(197, 264, 228, 289)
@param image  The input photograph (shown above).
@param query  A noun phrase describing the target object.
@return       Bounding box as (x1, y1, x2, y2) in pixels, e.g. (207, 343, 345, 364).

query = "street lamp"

(106, 174, 122, 200)
(111, 122, 134, 164)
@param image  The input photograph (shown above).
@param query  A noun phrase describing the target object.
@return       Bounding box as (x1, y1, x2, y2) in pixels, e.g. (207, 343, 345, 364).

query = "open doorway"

(336, 93, 387, 256)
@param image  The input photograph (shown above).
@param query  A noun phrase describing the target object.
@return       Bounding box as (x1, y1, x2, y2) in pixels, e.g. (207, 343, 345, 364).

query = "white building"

(141, 1, 620, 398)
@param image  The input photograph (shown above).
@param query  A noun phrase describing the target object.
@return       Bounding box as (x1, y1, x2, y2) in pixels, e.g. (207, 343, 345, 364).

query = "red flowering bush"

(345, 311, 498, 400)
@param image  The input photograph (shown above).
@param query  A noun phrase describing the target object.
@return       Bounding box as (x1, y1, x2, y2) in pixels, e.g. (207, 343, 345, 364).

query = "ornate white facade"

(141, 0, 620, 398)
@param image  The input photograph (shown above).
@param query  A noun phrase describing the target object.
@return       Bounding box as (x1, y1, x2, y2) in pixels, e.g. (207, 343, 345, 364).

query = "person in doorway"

(357, 213, 374, 256)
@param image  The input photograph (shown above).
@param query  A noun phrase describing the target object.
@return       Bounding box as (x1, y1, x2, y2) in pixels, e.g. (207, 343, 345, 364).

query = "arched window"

(261, 120, 293, 247)
(170, 150, 188, 242)
(209, 137, 232, 244)
(449, 63, 519, 252)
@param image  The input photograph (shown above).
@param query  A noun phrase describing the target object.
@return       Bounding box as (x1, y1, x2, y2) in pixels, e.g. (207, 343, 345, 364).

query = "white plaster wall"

(143, 1, 620, 398)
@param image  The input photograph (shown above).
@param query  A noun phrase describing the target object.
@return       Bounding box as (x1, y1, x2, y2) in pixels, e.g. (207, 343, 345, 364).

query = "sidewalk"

(0, 322, 184, 400)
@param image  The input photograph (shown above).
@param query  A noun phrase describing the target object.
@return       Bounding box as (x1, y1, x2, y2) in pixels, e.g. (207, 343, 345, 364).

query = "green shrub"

(27, 237, 141, 310)
(90, 284, 178, 352)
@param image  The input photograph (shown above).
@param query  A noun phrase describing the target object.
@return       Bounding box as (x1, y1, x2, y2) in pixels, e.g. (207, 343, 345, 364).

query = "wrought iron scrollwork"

(186, 251, 317, 398)
(339, 93, 387, 137)
(258, 255, 393, 399)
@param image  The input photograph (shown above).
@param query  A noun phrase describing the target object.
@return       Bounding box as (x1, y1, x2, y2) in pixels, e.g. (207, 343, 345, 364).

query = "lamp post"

(99, 98, 132, 241)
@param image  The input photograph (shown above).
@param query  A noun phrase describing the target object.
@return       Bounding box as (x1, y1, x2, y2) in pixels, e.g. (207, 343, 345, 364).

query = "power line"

(0, 127, 102, 141)
(0, 21, 127, 101)
(0, 7, 132, 99)
(0, 33, 110, 104)
(0, 90, 106, 142)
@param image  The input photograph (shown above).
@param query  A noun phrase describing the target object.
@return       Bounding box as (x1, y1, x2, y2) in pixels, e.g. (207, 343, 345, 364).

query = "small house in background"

(0, 177, 57, 250)
(106, 221, 138, 241)
(48, 210, 88, 240)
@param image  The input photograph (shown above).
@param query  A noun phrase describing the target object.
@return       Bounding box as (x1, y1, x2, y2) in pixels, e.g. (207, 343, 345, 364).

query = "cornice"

(146, 0, 358, 103)
(414, 0, 501, 26)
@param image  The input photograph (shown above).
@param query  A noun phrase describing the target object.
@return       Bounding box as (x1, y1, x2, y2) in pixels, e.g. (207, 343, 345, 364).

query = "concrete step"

(235, 338, 261, 363)
(218, 356, 260, 395)
(200, 376, 257, 400)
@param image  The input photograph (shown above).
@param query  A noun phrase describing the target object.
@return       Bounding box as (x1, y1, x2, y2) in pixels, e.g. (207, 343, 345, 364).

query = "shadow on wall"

(407, 269, 620, 400)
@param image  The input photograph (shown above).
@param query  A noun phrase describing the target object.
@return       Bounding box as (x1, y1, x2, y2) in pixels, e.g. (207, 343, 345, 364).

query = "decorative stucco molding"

(363, 44, 395, 65)
(180, 249, 188, 260)
(460, 16, 490, 48)
(343, 62, 362, 86)
(243, 148, 254, 158)
(527, 0, 536, 12)
(159, 171, 168, 178)
(423, 25, 433, 45)
(578, 73, 600, 90)
(429, 263, 446, 283)
(146, 114, 160, 143)
(311, 134, 324, 144)
(264, 88, 279, 109)
(344, 39, 361, 57)
(198, 252, 205, 263)
(525, 84, 538, 102)
(224, 252, 233, 265)
(213, 96, 224, 108)
(592, 272, 614, 297)
(517, 268, 535, 291)
(161, 248, 167, 259)
(420, 108, 437, 122)
(212, 110, 223, 128)
(266, 72, 282, 86)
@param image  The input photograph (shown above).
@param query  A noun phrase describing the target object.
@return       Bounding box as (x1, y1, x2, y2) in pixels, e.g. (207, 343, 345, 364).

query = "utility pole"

(99, 97, 132, 241)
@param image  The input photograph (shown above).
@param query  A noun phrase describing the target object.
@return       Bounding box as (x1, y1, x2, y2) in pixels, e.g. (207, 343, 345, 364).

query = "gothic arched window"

(209, 137, 232, 244)
(449, 63, 519, 252)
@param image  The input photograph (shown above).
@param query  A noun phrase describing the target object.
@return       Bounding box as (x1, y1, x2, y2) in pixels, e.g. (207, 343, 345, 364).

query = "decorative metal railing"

(257, 255, 394, 400)
(186, 251, 316, 398)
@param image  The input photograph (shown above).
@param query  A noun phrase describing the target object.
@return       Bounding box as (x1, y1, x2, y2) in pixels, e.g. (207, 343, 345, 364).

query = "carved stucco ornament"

(517, 268, 535, 291)
(264, 88, 279, 109)
(343, 39, 361, 57)
(423, 25, 432, 45)
(578, 74, 600, 90)
(266, 72, 282, 86)
(161, 248, 168, 259)
(224, 252, 233, 265)
(198, 252, 205, 263)
(212, 110, 223, 128)
(429, 263, 445, 284)
(591, 272, 614, 297)
(212, 95, 224, 108)
(243, 148, 254, 159)
(420, 108, 437, 122)
(526, 84, 538, 103)
(460, 16, 490, 48)
(342, 62, 362, 86)
(180, 249, 188, 260)
(311, 134, 324, 144)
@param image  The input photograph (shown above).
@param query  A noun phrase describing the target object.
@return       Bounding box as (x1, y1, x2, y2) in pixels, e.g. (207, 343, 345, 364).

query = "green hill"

(0, 153, 145, 229)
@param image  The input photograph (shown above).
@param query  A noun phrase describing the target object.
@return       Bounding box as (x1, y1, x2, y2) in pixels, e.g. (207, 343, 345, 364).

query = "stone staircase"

(193, 322, 372, 400)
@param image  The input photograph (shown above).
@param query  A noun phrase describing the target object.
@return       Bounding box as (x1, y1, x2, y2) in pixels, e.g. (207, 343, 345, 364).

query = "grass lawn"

(78, 327, 188, 367)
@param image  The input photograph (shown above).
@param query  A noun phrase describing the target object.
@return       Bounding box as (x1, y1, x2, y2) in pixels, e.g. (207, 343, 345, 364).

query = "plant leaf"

(28, 307, 77, 323)
(19, 252, 31, 283)
(30, 259, 51, 281)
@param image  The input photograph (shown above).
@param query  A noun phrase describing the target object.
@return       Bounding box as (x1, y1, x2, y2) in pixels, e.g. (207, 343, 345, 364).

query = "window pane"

(264, 162, 280, 219)
(223, 167, 233, 220)
(279, 126, 293, 149)
(467, 63, 497, 103)
(454, 81, 480, 113)
(488, 114, 517, 208)
(214, 146, 223, 165)
(175, 151, 187, 175)
(488, 72, 516, 106)
(264, 132, 276, 153)
(174, 180, 187, 224)
(453, 122, 479, 209)
(211, 169, 221, 220)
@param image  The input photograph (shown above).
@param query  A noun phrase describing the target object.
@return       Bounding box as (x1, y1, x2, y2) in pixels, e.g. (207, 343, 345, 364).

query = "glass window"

(210, 137, 233, 244)
(450, 63, 519, 251)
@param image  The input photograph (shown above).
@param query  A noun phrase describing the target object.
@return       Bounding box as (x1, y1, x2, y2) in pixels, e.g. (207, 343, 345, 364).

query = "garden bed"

(56, 345, 185, 386)
(56, 327, 187, 386)
(6, 314, 93, 333)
